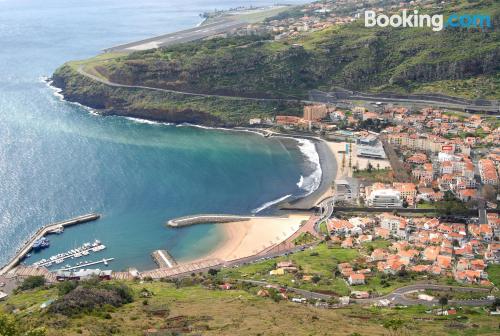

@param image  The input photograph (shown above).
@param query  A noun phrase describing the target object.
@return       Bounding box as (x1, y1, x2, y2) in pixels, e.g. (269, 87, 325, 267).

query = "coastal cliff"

(52, 64, 303, 126)
(52, 0, 499, 124)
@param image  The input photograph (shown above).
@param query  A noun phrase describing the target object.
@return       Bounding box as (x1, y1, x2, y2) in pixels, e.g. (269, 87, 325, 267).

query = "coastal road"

(237, 280, 496, 307)
(104, 19, 248, 53)
(77, 65, 305, 103)
(309, 90, 499, 114)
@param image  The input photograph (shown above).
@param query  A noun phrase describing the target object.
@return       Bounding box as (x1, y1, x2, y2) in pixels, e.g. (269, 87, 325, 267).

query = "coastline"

(45, 75, 333, 210)
(181, 214, 309, 263)
(45, 64, 336, 270)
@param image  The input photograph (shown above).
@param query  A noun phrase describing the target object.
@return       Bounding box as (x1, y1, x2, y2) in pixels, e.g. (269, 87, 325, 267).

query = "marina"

(31, 240, 106, 268)
(0, 214, 101, 275)
(56, 258, 115, 271)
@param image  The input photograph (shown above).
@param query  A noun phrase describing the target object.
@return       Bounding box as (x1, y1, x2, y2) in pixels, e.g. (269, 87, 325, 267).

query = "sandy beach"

(198, 214, 309, 262)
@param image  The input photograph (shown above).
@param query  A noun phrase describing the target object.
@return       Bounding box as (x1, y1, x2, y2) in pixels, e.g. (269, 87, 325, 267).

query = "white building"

(367, 189, 403, 208)
(335, 180, 353, 202)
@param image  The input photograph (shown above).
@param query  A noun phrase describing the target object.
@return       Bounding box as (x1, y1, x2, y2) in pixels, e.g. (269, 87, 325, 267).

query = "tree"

(367, 161, 373, 172)
(383, 319, 405, 336)
(0, 314, 17, 336)
(0, 314, 46, 336)
(439, 296, 448, 313)
(208, 268, 219, 276)
(482, 185, 497, 203)
(18, 276, 45, 291)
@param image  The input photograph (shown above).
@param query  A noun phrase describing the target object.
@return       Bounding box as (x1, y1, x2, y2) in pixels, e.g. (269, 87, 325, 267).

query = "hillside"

(1, 276, 499, 336)
(52, 0, 500, 125)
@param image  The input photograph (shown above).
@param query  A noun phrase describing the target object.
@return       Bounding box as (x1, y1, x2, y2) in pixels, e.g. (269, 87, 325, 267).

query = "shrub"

(18, 276, 45, 291)
(48, 282, 133, 317)
(57, 281, 78, 296)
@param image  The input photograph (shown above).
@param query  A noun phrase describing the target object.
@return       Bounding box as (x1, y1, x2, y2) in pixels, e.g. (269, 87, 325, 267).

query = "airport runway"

(104, 19, 247, 53)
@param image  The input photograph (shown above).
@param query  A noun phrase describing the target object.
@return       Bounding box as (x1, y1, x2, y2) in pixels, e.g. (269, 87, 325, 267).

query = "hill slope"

(52, 0, 499, 125)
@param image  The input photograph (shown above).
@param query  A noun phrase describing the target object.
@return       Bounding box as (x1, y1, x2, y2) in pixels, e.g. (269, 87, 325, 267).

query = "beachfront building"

(335, 179, 353, 202)
(367, 189, 403, 208)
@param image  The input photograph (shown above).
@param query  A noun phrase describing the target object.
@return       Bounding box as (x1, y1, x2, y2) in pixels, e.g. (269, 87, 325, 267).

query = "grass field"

(486, 264, 500, 288)
(353, 168, 395, 183)
(2, 280, 499, 336)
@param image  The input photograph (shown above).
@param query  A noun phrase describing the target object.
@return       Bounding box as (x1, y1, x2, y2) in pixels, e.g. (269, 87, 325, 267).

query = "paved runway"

(105, 19, 247, 53)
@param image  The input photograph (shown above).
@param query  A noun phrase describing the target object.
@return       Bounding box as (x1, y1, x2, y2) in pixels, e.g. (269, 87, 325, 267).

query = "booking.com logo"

(365, 10, 492, 31)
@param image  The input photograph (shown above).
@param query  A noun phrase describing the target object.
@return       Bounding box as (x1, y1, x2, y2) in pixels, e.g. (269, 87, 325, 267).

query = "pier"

(0, 213, 101, 275)
(166, 214, 251, 227)
(57, 258, 115, 271)
(151, 250, 178, 268)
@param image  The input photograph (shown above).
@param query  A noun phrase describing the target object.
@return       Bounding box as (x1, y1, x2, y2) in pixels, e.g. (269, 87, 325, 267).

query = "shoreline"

(181, 214, 309, 264)
(44, 73, 336, 269)
(45, 77, 334, 211)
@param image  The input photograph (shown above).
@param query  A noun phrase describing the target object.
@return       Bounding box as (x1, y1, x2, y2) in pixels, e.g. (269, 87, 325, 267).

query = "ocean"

(0, 0, 314, 271)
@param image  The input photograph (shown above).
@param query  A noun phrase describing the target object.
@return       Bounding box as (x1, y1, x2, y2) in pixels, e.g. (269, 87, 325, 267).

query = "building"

(368, 189, 403, 208)
(335, 179, 353, 202)
(393, 183, 417, 203)
(303, 104, 329, 121)
(479, 159, 498, 185)
(56, 269, 112, 281)
(348, 273, 365, 285)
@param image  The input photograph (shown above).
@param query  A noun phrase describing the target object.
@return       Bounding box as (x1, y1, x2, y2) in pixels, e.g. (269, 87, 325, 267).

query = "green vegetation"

(52, 63, 302, 125)
(2, 278, 499, 335)
(52, 0, 499, 125)
(292, 232, 318, 245)
(418, 191, 473, 215)
(17, 276, 46, 292)
(362, 239, 391, 252)
(48, 280, 133, 317)
(486, 264, 500, 288)
(219, 243, 359, 296)
(318, 221, 329, 236)
(353, 168, 395, 183)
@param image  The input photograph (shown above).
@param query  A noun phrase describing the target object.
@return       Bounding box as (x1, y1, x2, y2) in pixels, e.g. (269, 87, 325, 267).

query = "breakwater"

(166, 214, 251, 227)
(0, 214, 101, 275)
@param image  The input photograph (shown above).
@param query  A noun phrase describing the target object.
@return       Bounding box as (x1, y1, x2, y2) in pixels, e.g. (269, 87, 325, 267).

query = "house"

(329, 219, 354, 235)
(436, 255, 452, 269)
(422, 246, 440, 261)
(219, 283, 232, 290)
(457, 189, 477, 202)
(374, 227, 390, 239)
(269, 268, 285, 276)
(351, 291, 369, 299)
(370, 248, 387, 262)
(341, 237, 354, 248)
(379, 214, 407, 238)
(348, 273, 365, 285)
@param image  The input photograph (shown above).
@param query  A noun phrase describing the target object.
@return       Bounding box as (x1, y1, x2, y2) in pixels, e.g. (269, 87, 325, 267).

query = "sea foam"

(251, 194, 292, 214)
(294, 138, 322, 196)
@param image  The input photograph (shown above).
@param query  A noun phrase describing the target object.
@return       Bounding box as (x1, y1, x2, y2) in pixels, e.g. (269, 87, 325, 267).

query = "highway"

(105, 19, 247, 53)
(309, 90, 499, 114)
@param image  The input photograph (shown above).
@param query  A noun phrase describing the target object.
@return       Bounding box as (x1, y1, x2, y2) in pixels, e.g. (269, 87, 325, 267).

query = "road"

(309, 90, 499, 114)
(356, 284, 495, 307)
(105, 19, 247, 53)
(77, 65, 304, 103)
(237, 280, 496, 307)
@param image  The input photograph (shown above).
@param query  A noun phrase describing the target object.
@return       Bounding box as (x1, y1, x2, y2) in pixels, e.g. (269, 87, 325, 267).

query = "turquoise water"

(0, 0, 310, 271)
